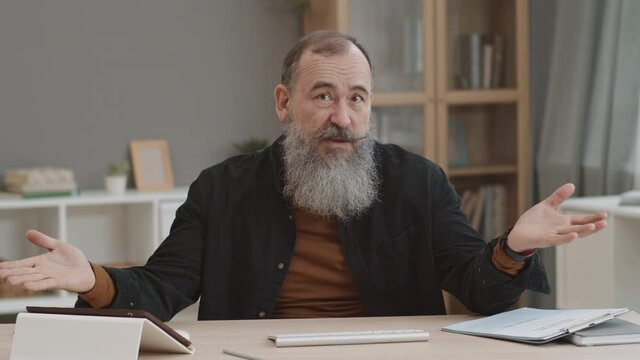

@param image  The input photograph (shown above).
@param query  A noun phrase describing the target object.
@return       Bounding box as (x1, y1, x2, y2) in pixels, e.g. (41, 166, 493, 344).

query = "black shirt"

(77, 137, 549, 321)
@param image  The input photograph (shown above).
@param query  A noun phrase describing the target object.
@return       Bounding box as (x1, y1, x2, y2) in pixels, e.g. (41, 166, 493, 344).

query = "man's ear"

(274, 84, 290, 124)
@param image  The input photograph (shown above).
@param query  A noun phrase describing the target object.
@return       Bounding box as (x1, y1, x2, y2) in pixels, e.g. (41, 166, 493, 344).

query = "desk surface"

(1, 312, 639, 359)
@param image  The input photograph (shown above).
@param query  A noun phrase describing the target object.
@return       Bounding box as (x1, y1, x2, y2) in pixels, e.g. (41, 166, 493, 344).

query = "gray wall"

(0, 0, 300, 189)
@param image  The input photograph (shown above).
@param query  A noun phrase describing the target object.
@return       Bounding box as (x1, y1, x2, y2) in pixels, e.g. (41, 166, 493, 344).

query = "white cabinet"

(0, 188, 188, 314)
(558, 196, 640, 311)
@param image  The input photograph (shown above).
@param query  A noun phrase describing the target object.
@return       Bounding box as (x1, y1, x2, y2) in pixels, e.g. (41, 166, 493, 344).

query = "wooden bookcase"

(303, 0, 530, 313)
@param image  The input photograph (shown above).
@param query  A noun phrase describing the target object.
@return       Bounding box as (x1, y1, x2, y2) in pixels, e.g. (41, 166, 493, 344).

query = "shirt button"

(288, 214, 293, 220)
(277, 262, 285, 270)
(258, 311, 266, 318)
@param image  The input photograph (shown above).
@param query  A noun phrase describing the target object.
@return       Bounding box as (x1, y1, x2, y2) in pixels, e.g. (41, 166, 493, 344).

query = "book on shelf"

(491, 34, 505, 88)
(458, 33, 506, 89)
(0, 191, 75, 200)
(460, 190, 476, 220)
(6, 182, 77, 194)
(448, 117, 468, 167)
(3, 166, 77, 199)
(4, 167, 75, 186)
(482, 186, 494, 239)
(460, 184, 508, 240)
(470, 187, 485, 231)
(402, 18, 423, 75)
(482, 43, 493, 88)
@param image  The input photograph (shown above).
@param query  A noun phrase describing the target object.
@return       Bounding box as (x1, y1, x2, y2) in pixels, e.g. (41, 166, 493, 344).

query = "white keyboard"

(268, 329, 429, 347)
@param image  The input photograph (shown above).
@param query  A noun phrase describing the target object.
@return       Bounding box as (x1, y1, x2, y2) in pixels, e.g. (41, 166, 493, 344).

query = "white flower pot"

(105, 175, 127, 195)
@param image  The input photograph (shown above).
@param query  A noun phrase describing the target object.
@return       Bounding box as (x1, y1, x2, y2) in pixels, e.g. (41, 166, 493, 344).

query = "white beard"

(282, 120, 379, 221)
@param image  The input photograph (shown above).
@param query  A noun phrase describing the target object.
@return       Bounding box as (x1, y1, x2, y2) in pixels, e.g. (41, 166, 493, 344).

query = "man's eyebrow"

(309, 81, 370, 95)
(350, 84, 370, 96)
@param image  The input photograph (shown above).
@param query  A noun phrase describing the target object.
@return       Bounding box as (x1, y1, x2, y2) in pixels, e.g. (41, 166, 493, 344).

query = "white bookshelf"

(558, 196, 640, 311)
(0, 188, 188, 314)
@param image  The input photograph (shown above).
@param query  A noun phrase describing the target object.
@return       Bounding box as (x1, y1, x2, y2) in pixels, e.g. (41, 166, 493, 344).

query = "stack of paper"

(4, 167, 77, 198)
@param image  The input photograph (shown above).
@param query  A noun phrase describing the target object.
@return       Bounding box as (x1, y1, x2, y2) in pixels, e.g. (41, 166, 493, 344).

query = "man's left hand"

(506, 183, 607, 253)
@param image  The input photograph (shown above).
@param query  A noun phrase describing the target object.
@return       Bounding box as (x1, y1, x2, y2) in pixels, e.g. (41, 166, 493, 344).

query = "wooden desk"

(1, 312, 639, 359)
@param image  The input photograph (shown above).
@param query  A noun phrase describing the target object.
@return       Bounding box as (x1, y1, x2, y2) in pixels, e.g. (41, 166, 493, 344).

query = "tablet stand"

(10, 312, 194, 360)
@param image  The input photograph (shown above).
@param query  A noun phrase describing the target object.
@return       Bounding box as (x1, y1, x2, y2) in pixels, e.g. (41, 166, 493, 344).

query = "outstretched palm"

(0, 230, 95, 293)
(507, 183, 607, 253)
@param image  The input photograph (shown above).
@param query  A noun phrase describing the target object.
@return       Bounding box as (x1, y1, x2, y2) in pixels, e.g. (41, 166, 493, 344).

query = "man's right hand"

(0, 230, 95, 293)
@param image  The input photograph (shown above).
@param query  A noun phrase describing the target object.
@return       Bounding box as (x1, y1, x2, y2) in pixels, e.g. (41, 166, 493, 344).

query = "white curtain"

(536, 0, 640, 198)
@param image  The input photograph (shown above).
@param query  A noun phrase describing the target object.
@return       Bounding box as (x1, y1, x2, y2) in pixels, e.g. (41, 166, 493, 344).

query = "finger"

(575, 220, 608, 238)
(0, 267, 39, 279)
(6, 273, 48, 286)
(570, 212, 607, 225)
(544, 183, 576, 209)
(558, 223, 596, 236)
(23, 278, 58, 292)
(0, 255, 40, 270)
(25, 229, 60, 251)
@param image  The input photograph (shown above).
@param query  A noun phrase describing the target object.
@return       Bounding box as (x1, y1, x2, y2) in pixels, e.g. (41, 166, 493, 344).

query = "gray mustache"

(314, 126, 366, 142)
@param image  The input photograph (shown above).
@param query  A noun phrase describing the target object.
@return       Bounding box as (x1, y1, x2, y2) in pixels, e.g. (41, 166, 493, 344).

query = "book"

(442, 307, 630, 344)
(460, 190, 474, 219)
(6, 182, 77, 194)
(470, 187, 485, 232)
(491, 34, 505, 88)
(492, 185, 507, 238)
(0, 191, 74, 200)
(567, 318, 640, 346)
(482, 43, 493, 88)
(4, 167, 75, 186)
(482, 185, 494, 239)
(468, 33, 483, 89)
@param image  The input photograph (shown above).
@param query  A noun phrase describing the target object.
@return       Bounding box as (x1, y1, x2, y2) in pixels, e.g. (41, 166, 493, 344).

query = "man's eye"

(352, 95, 364, 103)
(318, 93, 331, 101)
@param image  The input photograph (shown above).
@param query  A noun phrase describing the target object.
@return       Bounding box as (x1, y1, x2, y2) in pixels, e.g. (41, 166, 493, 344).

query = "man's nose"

(330, 100, 351, 128)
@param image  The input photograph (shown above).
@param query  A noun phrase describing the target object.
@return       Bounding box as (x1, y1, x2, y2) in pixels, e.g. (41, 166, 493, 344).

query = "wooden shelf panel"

(448, 165, 517, 177)
(442, 89, 519, 104)
(372, 92, 429, 107)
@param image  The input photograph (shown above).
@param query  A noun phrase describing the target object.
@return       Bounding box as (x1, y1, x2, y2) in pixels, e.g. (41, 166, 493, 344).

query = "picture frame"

(448, 116, 468, 167)
(129, 139, 175, 191)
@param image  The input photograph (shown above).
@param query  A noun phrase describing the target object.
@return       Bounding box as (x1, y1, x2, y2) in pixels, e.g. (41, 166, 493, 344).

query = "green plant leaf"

(233, 138, 270, 154)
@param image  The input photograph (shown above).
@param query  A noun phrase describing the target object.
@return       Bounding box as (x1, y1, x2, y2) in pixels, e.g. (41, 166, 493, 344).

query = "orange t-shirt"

(272, 209, 367, 318)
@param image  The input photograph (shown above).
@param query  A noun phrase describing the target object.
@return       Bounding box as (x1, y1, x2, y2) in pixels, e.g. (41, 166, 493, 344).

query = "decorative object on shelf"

(3, 167, 77, 199)
(448, 117, 468, 167)
(233, 137, 270, 154)
(129, 140, 175, 191)
(105, 160, 130, 195)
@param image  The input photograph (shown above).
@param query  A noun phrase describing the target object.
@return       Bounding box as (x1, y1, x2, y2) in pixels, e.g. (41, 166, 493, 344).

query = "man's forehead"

(296, 47, 372, 88)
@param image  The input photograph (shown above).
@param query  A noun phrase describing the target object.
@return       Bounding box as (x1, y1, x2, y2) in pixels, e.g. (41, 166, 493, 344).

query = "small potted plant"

(233, 137, 270, 154)
(105, 160, 130, 195)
